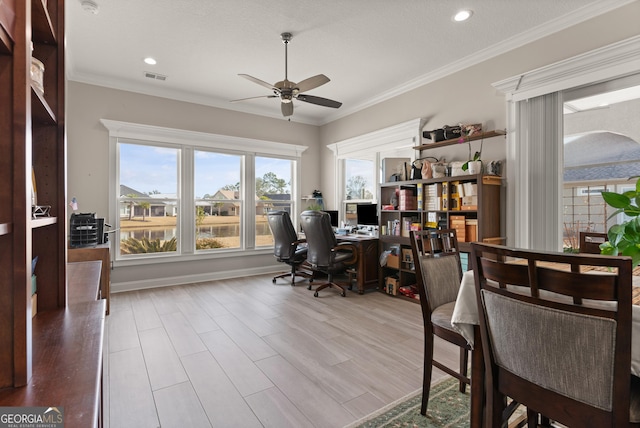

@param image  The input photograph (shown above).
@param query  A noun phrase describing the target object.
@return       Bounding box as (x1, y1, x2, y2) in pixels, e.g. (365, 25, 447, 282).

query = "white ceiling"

(65, 0, 629, 125)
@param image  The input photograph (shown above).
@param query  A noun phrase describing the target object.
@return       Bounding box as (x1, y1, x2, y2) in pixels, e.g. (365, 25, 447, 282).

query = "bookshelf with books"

(378, 173, 501, 302)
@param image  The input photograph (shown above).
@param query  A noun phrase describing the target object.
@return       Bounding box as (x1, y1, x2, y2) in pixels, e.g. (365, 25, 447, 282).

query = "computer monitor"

(323, 210, 339, 228)
(356, 203, 378, 226)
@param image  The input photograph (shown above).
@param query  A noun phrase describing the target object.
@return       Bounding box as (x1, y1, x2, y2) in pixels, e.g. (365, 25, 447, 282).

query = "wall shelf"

(413, 129, 506, 151)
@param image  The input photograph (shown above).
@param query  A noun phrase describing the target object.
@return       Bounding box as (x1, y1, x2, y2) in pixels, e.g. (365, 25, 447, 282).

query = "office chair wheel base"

(308, 284, 312, 290)
(272, 278, 276, 283)
(341, 291, 346, 297)
(314, 291, 319, 297)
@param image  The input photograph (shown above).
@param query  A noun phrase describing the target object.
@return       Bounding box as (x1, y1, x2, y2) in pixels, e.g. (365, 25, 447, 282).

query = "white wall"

(67, 1, 640, 290)
(67, 82, 321, 290)
(318, 1, 640, 208)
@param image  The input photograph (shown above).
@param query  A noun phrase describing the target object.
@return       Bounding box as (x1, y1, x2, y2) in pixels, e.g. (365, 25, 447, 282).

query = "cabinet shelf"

(32, 87, 57, 125)
(413, 129, 506, 151)
(32, 0, 56, 45)
(0, 223, 12, 236)
(31, 217, 57, 228)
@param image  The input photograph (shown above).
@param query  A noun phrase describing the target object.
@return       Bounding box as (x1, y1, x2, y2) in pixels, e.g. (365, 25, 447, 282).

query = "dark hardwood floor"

(104, 273, 459, 428)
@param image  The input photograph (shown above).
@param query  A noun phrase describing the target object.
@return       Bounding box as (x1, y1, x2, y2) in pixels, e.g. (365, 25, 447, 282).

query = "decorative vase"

(468, 160, 482, 175)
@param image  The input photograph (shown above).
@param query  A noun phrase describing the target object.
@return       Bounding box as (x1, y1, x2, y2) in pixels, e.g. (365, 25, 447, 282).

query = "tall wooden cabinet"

(0, 0, 66, 388)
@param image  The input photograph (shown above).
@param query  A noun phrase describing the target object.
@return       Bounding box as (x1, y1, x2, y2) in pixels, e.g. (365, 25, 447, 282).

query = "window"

(194, 151, 242, 251)
(345, 159, 375, 200)
(328, 118, 420, 225)
(103, 120, 307, 262)
(119, 142, 179, 255)
(256, 156, 294, 247)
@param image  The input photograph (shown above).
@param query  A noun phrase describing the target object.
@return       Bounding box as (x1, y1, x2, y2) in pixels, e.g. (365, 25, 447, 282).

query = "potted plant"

(599, 176, 640, 268)
(461, 137, 483, 174)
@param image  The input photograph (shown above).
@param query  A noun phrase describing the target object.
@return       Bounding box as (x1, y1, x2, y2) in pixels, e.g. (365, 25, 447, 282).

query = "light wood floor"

(104, 273, 459, 428)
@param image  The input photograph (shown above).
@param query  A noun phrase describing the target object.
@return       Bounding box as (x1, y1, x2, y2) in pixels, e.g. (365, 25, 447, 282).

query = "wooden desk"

(0, 261, 105, 428)
(68, 243, 111, 314)
(337, 234, 379, 294)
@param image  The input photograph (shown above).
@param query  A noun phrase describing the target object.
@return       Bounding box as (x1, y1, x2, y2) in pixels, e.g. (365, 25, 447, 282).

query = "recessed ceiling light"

(144, 57, 157, 65)
(453, 10, 473, 22)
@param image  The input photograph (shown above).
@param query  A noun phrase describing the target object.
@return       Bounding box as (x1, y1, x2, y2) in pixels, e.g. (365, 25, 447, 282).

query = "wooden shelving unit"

(379, 130, 505, 302)
(0, 0, 66, 388)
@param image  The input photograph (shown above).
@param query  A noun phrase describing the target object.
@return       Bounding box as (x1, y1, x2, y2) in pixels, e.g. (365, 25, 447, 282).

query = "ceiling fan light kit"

(231, 32, 342, 117)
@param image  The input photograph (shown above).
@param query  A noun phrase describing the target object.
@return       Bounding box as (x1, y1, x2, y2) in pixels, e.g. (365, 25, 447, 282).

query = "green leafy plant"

(461, 137, 483, 171)
(121, 236, 177, 254)
(599, 177, 640, 268)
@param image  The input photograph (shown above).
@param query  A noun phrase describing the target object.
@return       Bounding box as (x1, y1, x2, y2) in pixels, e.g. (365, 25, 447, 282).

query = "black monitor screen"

(356, 204, 378, 226)
(323, 210, 339, 228)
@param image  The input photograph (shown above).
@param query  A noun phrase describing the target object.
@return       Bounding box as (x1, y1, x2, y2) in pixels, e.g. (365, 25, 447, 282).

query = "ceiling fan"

(231, 32, 342, 117)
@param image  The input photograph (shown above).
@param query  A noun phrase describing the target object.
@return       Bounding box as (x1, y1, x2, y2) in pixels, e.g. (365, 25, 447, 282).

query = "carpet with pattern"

(346, 378, 469, 428)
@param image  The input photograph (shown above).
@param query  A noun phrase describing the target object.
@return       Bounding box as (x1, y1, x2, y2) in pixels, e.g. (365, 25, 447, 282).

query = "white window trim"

(328, 118, 423, 212)
(492, 35, 640, 250)
(101, 119, 307, 266)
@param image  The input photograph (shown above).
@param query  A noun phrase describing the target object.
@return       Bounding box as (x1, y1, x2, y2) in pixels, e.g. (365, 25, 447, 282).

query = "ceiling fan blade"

(238, 74, 278, 91)
(297, 94, 342, 109)
(281, 102, 293, 117)
(230, 95, 278, 103)
(295, 74, 330, 93)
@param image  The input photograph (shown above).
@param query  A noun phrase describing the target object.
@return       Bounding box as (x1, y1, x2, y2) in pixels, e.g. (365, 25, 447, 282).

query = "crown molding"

(493, 35, 640, 101)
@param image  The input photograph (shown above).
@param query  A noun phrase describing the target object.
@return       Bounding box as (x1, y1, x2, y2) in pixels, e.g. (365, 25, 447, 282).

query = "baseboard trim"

(111, 266, 280, 293)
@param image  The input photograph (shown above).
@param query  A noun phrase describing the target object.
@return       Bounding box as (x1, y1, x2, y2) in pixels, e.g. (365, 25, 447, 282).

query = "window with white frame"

(328, 118, 421, 225)
(103, 120, 306, 261)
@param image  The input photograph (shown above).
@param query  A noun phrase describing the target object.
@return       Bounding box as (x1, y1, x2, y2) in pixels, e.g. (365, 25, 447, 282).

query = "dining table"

(451, 269, 640, 426)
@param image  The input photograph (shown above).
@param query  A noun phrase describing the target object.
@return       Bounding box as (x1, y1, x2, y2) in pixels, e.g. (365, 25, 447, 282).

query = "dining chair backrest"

(411, 229, 462, 313)
(470, 242, 634, 427)
(579, 231, 608, 254)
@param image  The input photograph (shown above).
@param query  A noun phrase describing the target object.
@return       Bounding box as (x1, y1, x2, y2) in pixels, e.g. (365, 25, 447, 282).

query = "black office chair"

(266, 210, 312, 285)
(300, 210, 357, 297)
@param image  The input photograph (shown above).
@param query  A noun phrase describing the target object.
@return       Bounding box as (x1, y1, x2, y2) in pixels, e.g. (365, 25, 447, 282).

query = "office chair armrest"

(332, 243, 358, 265)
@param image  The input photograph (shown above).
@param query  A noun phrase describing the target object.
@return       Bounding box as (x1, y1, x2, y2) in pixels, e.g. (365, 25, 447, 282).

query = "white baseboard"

(111, 266, 280, 293)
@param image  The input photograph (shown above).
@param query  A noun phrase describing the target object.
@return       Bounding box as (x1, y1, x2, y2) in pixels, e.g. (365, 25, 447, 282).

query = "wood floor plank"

(244, 387, 315, 428)
(256, 354, 356, 428)
(109, 348, 159, 428)
(139, 327, 189, 391)
(108, 308, 140, 353)
(213, 314, 278, 361)
(107, 273, 462, 428)
(154, 381, 212, 428)
(199, 329, 274, 396)
(160, 311, 207, 357)
(130, 290, 163, 331)
(182, 351, 263, 428)
(342, 391, 388, 420)
(175, 299, 219, 334)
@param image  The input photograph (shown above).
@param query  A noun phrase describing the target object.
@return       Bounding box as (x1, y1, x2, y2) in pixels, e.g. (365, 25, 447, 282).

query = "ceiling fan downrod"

(281, 32, 291, 82)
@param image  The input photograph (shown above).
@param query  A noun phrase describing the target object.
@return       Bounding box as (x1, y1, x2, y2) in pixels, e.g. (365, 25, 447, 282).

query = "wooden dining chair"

(410, 229, 471, 416)
(470, 242, 640, 427)
(579, 231, 608, 254)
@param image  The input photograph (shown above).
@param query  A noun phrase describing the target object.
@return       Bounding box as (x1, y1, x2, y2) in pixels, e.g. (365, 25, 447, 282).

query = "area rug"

(345, 378, 469, 428)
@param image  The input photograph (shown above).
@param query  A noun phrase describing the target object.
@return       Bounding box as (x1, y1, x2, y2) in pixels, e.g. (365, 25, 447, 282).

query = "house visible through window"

(256, 156, 294, 247)
(106, 120, 306, 261)
(194, 151, 242, 251)
(119, 143, 179, 255)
